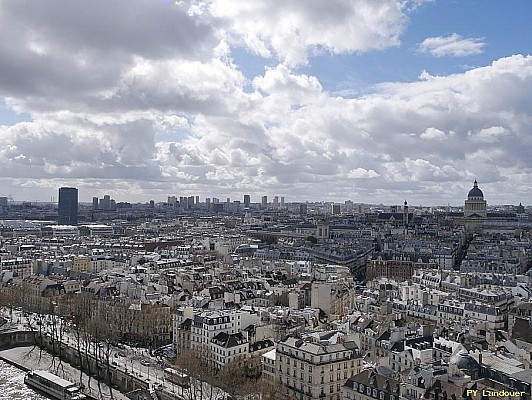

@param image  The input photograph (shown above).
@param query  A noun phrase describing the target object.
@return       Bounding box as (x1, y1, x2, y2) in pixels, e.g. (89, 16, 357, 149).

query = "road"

(2, 307, 229, 400)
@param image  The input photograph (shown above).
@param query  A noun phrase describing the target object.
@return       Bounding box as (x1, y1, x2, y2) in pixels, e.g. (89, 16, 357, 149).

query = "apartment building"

(276, 334, 363, 400)
(173, 306, 263, 362)
(343, 369, 402, 400)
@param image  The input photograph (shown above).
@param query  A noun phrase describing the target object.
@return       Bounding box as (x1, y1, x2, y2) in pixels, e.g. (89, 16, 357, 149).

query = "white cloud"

(207, 0, 412, 66)
(347, 168, 380, 179)
(420, 127, 446, 140)
(2, 52, 532, 204)
(417, 33, 485, 57)
(473, 125, 509, 143)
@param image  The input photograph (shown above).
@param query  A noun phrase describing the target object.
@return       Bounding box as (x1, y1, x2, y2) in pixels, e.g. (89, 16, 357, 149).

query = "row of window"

(279, 346, 351, 363)
(278, 368, 350, 383)
(278, 354, 357, 368)
(348, 383, 393, 400)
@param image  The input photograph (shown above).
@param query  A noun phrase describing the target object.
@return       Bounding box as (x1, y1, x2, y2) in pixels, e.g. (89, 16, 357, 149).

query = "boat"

(24, 370, 87, 400)
(163, 367, 190, 387)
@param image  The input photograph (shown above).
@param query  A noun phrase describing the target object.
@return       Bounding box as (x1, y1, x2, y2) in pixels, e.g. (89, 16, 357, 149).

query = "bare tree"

(175, 347, 223, 400)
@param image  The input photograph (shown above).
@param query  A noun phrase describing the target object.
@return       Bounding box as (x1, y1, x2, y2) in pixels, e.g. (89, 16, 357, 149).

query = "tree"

(175, 347, 223, 400)
(85, 312, 117, 400)
(63, 293, 95, 386)
(215, 353, 285, 400)
(216, 357, 256, 399)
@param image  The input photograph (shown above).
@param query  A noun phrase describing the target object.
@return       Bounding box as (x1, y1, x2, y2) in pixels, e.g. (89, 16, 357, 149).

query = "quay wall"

(0, 329, 155, 399)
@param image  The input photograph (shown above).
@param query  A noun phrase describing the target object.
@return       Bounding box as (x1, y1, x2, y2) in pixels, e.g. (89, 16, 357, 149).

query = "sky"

(0, 0, 531, 206)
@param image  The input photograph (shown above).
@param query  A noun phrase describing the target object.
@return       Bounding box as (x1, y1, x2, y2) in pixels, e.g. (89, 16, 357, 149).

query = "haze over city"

(0, 0, 531, 205)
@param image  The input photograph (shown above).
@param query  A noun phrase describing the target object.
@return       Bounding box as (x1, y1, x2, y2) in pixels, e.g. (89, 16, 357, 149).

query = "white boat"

(163, 367, 190, 387)
(24, 370, 87, 400)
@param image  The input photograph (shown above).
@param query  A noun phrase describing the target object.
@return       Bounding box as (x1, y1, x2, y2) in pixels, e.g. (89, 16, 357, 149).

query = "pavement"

(0, 346, 129, 400)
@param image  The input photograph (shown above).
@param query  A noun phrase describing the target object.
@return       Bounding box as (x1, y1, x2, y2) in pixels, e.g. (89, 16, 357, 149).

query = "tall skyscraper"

(58, 187, 78, 225)
(102, 194, 111, 210)
(92, 196, 99, 210)
(261, 195, 268, 209)
(243, 194, 251, 208)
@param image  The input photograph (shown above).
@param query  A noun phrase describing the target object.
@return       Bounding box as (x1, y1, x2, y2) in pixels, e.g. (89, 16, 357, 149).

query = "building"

(276, 334, 363, 400)
(72, 256, 92, 275)
(210, 331, 249, 369)
(343, 369, 403, 400)
(464, 180, 487, 218)
(262, 196, 268, 208)
(244, 194, 251, 209)
(173, 307, 261, 355)
(58, 187, 78, 225)
(261, 349, 277, 392)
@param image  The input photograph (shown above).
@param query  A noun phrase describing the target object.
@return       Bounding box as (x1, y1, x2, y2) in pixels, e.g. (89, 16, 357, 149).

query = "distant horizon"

(3, 197, 528, 209)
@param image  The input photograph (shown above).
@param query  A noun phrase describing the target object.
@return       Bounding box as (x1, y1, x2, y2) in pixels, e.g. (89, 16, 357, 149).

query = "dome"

(468, 180, 483, 198)
(450, 350, 480, 372)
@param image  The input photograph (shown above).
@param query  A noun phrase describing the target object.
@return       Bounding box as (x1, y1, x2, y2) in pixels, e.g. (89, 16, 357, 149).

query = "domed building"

(464, 180, 487, 218)
(449, 349, 480, 379)
(449, 349, 480, 380)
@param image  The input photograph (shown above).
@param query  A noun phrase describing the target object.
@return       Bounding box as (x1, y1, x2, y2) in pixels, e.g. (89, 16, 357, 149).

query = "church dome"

(468, 180, 483, 198)
(450, 350, 480, 373)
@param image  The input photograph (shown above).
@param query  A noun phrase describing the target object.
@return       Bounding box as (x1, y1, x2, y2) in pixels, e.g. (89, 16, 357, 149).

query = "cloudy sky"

(0, 0, 531, 205)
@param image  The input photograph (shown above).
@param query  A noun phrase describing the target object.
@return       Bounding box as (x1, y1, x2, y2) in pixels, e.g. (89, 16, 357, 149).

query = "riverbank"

(0, 346, 129, 400)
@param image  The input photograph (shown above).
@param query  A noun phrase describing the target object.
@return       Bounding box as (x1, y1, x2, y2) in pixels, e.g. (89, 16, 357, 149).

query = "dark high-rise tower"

(243, 194, 250, 208)
(58, 187, 78, 225)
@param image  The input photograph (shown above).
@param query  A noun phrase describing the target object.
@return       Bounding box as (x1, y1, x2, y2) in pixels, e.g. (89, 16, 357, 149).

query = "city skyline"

(0, 1, 531, 204)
